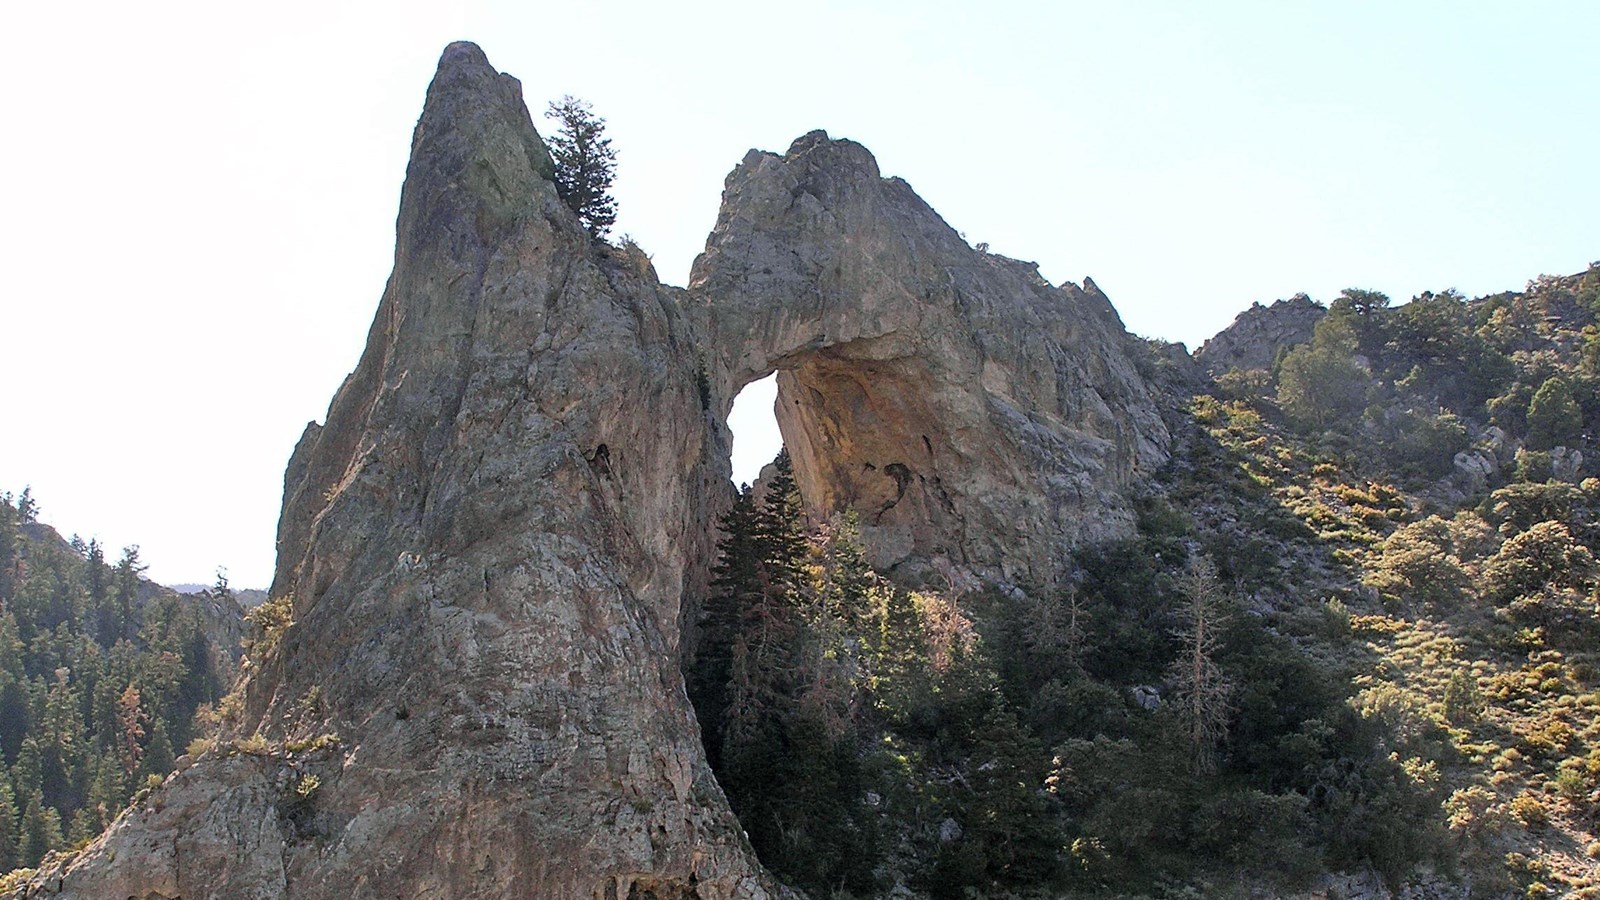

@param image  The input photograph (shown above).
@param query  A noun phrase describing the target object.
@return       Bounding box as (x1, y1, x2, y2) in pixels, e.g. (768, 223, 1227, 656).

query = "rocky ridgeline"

(1195, 293, 1326, 376)
(15, 42, 1167, 898)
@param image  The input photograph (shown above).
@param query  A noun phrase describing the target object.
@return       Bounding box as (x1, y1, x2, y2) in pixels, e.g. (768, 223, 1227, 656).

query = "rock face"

(21, 41, 771, 900)
(1195, 293, 1326, 376)
(17, 42, 1167, 899)
(691, 132, 1168, 584)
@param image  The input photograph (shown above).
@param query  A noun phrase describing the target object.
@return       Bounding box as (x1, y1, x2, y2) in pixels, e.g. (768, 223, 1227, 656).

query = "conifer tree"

(112, 546, 144, 641)
(18, 789, 61, 866)
(15, 488, 37, 525)
(1526, 374, 1583, 450)
(1169, 554, 1233, 775)
(12, 739, 42, 811)
(873, 587, 931, 726)
(144, 719, 174, 780)
(819, 510, 879, 637)
(967, 701, 1057, 882)
(751, 450, 809, 604)
(0, 609, 25, 761)
(0, 495, 18, 604)
(114, 684, 145, 778)
(0, 775, 19, 872)
(690, 486, 760, 767)
(544, 96, 618, 239)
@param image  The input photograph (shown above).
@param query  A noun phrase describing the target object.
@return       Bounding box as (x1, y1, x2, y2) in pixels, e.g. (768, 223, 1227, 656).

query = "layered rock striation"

(16, 42, 1167, 898)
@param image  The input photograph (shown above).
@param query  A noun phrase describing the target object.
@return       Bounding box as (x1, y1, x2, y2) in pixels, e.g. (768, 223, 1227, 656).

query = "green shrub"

(1526, 375, 1583, 451)
(1509, 794, 1549, 831)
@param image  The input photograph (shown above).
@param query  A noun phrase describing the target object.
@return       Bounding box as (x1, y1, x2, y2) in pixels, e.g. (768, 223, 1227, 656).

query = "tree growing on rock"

(544, 96, 617, 239)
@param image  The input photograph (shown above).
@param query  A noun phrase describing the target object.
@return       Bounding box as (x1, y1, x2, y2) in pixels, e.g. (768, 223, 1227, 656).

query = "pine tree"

(112, 546, 145, 641)
(0, 775, 19, 872)
(82, 750, 123, 834)
(15, 488, 37, 525)
(12, 738, 42, 811)
(751, 450, 809, 605)
(114, 684, 145, 778)
(18, 789, 62, 867)
(85, 540, 114, 647)
(544, 96, 617, 239)
(0, 609, 26, 761)
(689, 486, 761, 767)
(0, 494, 18, 604)
(1168, 554, 1233, 775)
(873, 587, 931, 726)
(967, 701, 1058, 883)
(143, 719, 174, 780)
(819, 510, 879, 637)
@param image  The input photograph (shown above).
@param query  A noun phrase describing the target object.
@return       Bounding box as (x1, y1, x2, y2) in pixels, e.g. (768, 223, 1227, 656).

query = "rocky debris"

(1480, 425, 1511, 465)
(691, 131, 1169, 584)
(19, 42, 1169, 899)
(1301, 869, 1470, 900)
(1452, 449, 1498, 494)
(1195, 293, 1326, 376)
(1130, 685, 1162, 710)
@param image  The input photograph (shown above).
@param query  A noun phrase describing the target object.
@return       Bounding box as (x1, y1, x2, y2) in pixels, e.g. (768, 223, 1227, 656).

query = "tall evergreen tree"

(0, 494, 18, 604)
(690, 486, 760, 767)
(18, 788, 62, 867)
(0, 774, 19, 872)
(111, 547, 144, 642)
(544, 96, 618, 239)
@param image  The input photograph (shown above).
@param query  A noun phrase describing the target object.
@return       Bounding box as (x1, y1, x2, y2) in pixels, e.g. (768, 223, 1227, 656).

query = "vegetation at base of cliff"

(692, 265, 1600, 897)
(689, 453, 1434, 897)
(0, 491, 235, 873)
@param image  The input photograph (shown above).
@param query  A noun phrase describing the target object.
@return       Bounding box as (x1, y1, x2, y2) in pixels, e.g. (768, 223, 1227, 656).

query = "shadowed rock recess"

(16, 43, 1166, 898)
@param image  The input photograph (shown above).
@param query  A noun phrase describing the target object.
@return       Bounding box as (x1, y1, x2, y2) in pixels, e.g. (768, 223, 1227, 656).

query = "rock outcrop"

(1195, 293, 1326, 376)
(19, 41, 772, 900)
(691, 132, 1168, 584)
(16, 42, 1167, 898)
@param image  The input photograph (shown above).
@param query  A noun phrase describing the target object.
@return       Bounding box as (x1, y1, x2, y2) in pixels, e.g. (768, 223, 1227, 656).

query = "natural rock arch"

(691, 131, 1168, 585)
(18, 43, 1165, 899)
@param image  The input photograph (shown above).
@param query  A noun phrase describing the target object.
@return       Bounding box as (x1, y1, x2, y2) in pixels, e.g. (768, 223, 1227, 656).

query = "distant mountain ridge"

(166, 583, 267, 609)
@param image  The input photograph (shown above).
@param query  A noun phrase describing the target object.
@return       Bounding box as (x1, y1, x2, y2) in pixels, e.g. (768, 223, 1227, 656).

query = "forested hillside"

(688, 265, 1600, 897)
(689, 452, 1430, 896)
(0, 492, 240, 875)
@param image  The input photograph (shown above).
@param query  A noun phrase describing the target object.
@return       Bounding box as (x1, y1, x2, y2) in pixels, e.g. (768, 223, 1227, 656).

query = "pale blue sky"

(1, 0, 1595, 588)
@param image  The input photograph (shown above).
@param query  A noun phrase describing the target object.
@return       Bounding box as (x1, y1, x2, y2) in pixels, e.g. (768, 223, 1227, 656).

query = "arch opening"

(726, 373, 781, 487)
